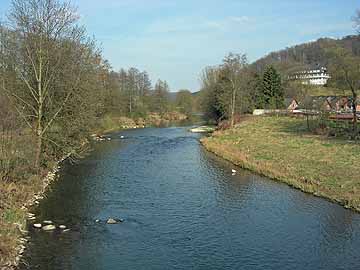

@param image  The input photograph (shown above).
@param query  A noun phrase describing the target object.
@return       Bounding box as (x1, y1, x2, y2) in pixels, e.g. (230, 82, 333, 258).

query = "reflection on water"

(20, 127, 360, 270)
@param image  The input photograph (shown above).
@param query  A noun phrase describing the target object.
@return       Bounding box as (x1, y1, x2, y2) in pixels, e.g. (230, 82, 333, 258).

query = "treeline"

(201, 10, 360, 136)
(0, 0, 192, 179)
(101, 67, 173, 117)
(200, 46, 360, 136)
(200, 53, 284, 125)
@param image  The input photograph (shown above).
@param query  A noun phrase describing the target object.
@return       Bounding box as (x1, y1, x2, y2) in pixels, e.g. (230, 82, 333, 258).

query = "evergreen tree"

(250, 72, 265, 109)
(262, 65, 284, 109)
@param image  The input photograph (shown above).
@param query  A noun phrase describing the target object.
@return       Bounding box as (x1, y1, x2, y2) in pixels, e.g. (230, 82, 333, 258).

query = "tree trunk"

(35, 71, 43, 170)
(230, 88, 236, 128)
(35, 132, 42, 170)
(35, 101, 43, 170)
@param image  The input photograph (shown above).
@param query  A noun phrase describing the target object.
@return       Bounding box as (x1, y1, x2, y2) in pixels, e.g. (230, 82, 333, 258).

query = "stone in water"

(106, 218, 118, 224)
(43, 220, 53, 224)
(33, 223, 42, 229)
(42, 224, 56, 231)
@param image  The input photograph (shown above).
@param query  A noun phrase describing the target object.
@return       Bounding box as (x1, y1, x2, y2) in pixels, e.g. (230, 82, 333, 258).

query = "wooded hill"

(252, 35, 360, 75)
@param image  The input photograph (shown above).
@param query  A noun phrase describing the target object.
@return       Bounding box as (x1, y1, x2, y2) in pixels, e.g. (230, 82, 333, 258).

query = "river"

(20, 127, 360, 270)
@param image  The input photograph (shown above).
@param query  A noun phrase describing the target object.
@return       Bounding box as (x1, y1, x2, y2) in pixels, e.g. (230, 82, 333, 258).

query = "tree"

(175, 90, 193, 116)
(219, 53, 248, 127)
(262, 65, 284, 109)
(151, 79, 170, 114)
(199, 67, 223, 122)
(1, 0, 97, 169)
(327, 45, 360, 137)
(248, 71, 264, 109)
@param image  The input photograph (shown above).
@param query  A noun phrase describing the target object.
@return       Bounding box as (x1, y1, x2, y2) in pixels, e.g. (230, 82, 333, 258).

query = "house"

(295, 96, 354, 112)
(334, 97, 351, 111)
(285, 98, 299, 111)
(289, 67, 331, 86)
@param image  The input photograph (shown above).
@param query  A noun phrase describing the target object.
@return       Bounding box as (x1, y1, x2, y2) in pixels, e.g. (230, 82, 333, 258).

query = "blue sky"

(0, 0, 358, 91)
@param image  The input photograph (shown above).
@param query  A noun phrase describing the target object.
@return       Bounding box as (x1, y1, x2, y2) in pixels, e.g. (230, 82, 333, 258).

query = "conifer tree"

(262, 65, 284, 109)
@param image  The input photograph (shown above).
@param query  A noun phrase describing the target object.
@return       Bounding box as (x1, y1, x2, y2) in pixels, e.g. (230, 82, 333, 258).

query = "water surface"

(21, 127, 360, 269)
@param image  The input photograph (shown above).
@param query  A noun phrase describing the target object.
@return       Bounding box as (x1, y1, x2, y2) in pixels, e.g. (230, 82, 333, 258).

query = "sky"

(0, 0, 359, 92)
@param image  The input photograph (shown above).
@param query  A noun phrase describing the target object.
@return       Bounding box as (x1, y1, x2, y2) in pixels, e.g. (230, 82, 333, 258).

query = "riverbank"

(0, 154, 70, 269)
(0, 112, 189, 269)
(96, 112, 189, 135)
(201, 116, 360, 211)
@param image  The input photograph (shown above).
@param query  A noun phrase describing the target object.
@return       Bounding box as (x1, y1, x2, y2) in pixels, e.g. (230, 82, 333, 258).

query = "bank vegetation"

(0, 0, 196, 267)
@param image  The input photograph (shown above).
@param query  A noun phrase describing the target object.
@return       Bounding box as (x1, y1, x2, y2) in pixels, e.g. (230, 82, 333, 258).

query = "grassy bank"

(201, 116, 360, 211)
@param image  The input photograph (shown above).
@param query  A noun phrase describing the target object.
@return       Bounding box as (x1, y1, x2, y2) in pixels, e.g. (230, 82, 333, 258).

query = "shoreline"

(1, 115, 190, 269)
(200, 117, 360, 213)
(1, 154, 70, 270)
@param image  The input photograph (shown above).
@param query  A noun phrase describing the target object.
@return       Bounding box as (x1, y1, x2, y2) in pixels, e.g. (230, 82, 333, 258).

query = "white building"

(290, 67, 330, 86)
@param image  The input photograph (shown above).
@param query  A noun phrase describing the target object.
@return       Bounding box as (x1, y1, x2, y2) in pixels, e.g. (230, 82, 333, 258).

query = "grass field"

(201, 116, 360, 211)
(308, 85, 352, 96)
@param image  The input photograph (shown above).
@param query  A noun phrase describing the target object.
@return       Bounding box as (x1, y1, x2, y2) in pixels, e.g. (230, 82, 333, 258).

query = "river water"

(20, 127, 360, 270)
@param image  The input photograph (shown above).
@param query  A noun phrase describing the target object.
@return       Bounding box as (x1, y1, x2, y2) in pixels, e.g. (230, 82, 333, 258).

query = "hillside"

(252, 35, 360, 74)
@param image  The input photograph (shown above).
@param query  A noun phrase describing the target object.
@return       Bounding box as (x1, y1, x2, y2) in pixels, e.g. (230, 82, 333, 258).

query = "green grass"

(307, 85, 352, 96)
(202, 116, 360, 210)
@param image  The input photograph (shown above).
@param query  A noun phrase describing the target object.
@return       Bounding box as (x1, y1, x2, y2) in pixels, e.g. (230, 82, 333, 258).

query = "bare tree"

(327, 45, 360, 138)
(1, 0, 93, 169)
(220, 53, 248, 127)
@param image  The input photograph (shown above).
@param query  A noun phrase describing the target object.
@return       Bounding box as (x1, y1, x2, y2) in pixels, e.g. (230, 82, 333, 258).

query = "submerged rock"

(42, 224, 56, 231)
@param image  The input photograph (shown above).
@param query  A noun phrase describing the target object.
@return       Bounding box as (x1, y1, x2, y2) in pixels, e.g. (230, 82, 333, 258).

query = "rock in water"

(33, 223, 42, 229)
(59, 225, 67, 229)
(42, 225, 56, 231)
(232, 169, 237, 173)
(106, 218, 118, 224)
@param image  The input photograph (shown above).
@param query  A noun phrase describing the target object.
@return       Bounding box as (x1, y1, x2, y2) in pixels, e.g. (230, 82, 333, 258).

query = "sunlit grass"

(202, 116, 360, 210)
